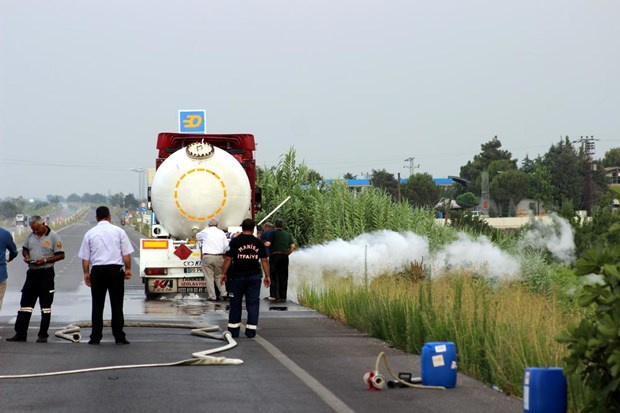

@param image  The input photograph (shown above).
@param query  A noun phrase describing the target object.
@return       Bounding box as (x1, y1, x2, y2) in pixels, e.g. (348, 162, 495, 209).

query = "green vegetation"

(556, 187, 620, 412)
(257, 150, 455, 248)
(258, 149, 620, 412)
(299, 272, 586, 402)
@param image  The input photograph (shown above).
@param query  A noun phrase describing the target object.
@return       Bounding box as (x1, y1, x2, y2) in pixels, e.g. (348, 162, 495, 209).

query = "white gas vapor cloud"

(289, 214, 577, 298)
(517, 213, 576, 264)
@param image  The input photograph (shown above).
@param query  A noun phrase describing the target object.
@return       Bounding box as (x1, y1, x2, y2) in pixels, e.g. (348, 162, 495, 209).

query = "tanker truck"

(139, 132, 261, 299)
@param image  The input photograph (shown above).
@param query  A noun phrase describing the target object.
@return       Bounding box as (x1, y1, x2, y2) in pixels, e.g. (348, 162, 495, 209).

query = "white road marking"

(254, 335, 355, 413)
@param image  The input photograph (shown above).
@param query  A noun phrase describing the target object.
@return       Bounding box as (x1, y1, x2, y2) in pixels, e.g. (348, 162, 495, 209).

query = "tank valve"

(186, 141, 214, 159)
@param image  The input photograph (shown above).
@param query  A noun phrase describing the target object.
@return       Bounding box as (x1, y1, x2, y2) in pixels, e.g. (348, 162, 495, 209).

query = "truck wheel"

(144, 282, 157, 300)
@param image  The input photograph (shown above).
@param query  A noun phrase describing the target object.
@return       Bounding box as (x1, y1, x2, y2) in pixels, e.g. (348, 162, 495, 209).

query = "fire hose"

(363, 352, 446, 391)
(0, 321, 242, 380)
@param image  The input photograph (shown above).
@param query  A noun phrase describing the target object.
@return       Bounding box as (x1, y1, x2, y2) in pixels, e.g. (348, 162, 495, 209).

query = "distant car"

(15, 214, 27, 226)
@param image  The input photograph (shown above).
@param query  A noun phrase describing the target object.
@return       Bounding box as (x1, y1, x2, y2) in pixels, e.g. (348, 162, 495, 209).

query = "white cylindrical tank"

(151, 141, 251, 239)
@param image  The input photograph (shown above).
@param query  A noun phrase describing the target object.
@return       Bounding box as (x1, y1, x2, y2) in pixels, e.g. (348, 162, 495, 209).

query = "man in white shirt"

(78, 206, 134, 345)
(196, 218, 229, 301)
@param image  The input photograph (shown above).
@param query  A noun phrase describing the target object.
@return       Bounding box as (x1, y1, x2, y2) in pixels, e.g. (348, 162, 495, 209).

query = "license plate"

(184, 268, 203, 273)
(178, 287, 207, 293)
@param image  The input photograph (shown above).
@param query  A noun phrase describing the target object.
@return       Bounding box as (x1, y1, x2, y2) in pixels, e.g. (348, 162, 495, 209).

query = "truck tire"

(144, 281, 158, 300)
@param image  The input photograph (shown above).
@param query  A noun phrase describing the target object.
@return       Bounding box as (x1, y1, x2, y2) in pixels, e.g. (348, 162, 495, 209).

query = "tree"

(486, 158, 518, 184)
(543, 137, 583, 209)
(343, 172, 357, 180)
(460, 136, 516, 195)
(67, 193, 82, 202)
(456, 192, 479, 209)
(370, 169, 398, 199)
(124, 193, 139, 209)
(0, 200, 20, 219)
(490, 170, 528, 216)
(82, 193, 107, 204)
(520, 154, 536, 174)
(526, 163, 555, 215)
(602, 147, 620, 168)
(108, 193, 125, 207)
(305, 169, 323, 184)
(401, 173, 440, 208)
(46, 195, 64, 203)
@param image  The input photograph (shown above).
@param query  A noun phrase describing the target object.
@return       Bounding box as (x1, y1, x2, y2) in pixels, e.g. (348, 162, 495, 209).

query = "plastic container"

(523, 367, 567, 413)
(421, 341, 457, 388)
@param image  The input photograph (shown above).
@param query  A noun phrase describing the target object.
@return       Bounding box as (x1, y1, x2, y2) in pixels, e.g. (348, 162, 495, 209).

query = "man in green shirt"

(267, 219, 295, 303)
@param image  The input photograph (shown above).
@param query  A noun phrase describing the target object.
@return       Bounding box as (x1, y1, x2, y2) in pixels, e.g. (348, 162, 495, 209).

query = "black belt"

(205, 253, 224, 256)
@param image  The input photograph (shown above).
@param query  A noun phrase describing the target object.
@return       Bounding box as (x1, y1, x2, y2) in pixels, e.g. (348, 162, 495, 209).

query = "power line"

(403, 157, 419, 176)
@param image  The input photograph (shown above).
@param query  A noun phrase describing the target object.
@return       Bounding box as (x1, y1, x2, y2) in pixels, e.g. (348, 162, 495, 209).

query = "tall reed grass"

(258, 150, 456, 247)
(261, 149, 588, 410)
(299, 272, 588, 411)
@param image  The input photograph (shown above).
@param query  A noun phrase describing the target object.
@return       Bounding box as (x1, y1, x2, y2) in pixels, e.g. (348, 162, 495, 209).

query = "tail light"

(145, 268, 168, 275)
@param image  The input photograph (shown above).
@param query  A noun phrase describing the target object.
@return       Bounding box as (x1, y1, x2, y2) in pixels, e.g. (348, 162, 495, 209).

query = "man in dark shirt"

(221, 218, 270, 338)
(268, 219, 295, 303)
(0, 226, 18, 312)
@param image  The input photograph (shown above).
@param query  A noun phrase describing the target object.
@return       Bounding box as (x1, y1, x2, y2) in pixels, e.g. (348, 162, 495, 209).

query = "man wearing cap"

(268, 218, 295, 303)
(6, 216, 65, 343)
(196, 217, 229, 301)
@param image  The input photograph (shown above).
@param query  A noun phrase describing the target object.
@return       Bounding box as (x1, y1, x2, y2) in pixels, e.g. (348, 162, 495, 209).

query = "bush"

(557, 247, 620, 412)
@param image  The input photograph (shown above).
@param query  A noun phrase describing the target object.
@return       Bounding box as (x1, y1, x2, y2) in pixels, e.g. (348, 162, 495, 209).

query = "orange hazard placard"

(142, 240, 169, 249)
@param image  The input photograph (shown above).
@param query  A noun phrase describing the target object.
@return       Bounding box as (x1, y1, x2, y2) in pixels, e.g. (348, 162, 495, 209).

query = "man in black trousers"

(78, 206, 134, 345)
(6, 216, 64, 343)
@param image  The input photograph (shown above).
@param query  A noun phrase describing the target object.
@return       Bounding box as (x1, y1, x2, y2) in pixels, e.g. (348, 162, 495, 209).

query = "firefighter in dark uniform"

(6, 215, 65, 343)
(221, 218, 270, 338)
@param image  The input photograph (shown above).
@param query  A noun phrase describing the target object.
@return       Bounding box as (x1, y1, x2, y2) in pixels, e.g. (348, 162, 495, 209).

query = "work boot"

(38, 312, 51, 340)
(36, 337, 48, 343)
(13, 310, 32, 339)
(6, 335, 27, 342)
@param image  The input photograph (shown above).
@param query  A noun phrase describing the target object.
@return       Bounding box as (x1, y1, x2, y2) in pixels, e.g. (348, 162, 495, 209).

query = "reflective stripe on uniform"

(42, 308, 52, 314)
(228, 323, 241, 328)
(19, 307, 34, 313)
(246, 324, 257, 330)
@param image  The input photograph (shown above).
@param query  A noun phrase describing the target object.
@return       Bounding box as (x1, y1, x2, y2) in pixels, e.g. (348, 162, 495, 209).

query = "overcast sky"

(1, 0, 618, 200)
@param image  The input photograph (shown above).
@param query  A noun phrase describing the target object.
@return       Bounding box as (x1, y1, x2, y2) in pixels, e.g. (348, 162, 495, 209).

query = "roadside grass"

(298, 269, 588, 411)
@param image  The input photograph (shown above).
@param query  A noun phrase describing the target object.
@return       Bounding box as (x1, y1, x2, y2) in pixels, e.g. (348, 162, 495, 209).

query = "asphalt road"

(0, 209, 523, 413)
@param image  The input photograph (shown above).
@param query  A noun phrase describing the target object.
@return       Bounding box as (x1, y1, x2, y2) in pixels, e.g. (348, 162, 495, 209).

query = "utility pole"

(573, 136, 598, 215)
(403, 157, 419, 176)
(130, 168, 147, 202)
